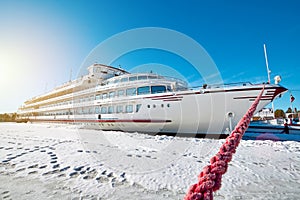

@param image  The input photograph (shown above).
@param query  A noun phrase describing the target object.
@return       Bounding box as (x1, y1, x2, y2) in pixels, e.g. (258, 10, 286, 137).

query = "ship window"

(95, 107, 100, 114)
(167, 103, 170, 107)
(117, 90, 124, 97)
(151, 85, 166, 94)
(108, 106, 114, 114)
(126, 88, 137, 96)
(137, 86, 150, 95)
(121, 77, 128, 82)
(116, 105, 123, 113)
(89, 107, 93, 114)
(125, 105, 133, 113)
(129, 76, 137, 81)
(101, 107, 107, 114)
(167, 85, 172, 92)
(136, 104, 142, 112)
(114, 79, 120, 84)
(138, 76, 147, 80)
(95, 94, 101, 100)
(102, 93, 107, 99)
(109, 91, 115, 98)
(148, 75, 158, 79)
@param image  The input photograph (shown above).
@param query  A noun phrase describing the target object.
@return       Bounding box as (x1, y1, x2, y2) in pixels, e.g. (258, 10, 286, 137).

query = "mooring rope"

(184, 86, 265, 200)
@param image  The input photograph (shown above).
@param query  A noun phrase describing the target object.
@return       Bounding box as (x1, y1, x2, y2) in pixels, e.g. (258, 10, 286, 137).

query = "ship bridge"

(87, 63, 129, 80)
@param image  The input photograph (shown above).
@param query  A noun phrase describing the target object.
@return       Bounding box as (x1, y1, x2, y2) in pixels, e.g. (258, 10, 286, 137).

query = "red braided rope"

(184, 86, 265, 200)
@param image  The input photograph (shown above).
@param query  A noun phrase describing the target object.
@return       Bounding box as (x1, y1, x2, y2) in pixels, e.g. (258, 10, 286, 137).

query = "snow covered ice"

(0, 123, 299, 199)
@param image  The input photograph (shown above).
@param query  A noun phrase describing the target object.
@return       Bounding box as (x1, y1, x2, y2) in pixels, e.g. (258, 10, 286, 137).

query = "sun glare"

(0, 47, 27, 85)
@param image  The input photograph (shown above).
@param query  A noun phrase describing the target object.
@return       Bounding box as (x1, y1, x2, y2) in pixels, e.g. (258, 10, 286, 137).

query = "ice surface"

(0, 123, 299, 199)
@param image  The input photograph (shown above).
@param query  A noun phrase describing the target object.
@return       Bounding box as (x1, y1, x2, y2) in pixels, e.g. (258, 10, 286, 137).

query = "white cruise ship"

(17, 63, 287, 136)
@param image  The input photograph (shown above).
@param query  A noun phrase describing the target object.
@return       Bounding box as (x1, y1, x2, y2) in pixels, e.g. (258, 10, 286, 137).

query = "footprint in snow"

(28, 164, 38, 169)
(42, 169, 60, 176)
(80, 170, 86, 175)
(59, 166, 70, 172)
(16, 167, 26, 172)
(28, 171, 38, 175)
(69, 171, 79, 178)
(39, 165, 47, 169)
(95, 176, 109, 183)
(73, 166, 84, 171)
(52, 164, 60, 169)
(1, 190, 11, 200)
(57, 173, 66, 178)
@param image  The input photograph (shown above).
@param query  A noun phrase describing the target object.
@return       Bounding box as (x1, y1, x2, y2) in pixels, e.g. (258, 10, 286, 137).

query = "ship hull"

(22, 84, 286, 136)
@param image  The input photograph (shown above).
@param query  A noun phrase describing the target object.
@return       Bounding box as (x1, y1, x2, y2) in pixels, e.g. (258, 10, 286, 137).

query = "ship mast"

(263, 44, 271, 84)
(263, 44, 275, 117)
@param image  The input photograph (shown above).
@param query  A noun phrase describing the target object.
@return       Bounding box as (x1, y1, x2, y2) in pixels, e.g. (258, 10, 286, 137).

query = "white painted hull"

(23, 84, 286, 136)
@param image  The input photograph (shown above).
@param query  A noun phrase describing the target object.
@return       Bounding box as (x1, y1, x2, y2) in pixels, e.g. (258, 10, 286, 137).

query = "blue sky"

(0, 0, 299, 113)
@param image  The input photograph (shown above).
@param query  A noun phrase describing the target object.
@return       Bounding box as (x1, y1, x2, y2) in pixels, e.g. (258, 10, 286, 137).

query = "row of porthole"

(147, 104, 171, 109)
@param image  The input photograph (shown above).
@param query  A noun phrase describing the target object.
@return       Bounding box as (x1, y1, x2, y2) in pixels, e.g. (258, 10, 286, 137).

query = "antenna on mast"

(69, 68, 72, 82)
(263, 44, 271, 83)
